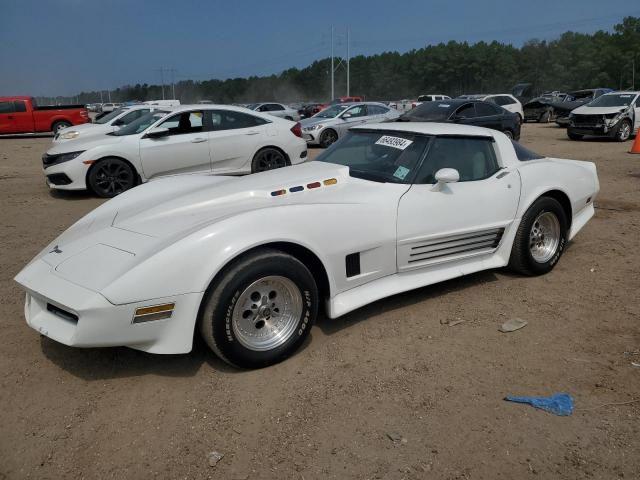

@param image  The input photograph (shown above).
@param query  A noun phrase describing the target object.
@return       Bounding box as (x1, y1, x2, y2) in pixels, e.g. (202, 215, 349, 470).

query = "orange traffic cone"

(630, 128, 640, 154)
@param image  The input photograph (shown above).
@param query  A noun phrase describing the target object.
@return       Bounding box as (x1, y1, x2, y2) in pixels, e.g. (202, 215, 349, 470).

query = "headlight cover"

(60, 131, 80, 139)
(42, 151, 85, 168)
(303, 124, 324, 131)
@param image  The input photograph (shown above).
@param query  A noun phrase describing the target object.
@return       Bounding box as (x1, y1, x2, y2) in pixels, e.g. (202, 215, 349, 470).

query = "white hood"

(47, 131, 126, 154)
(572, 105, 629, 115)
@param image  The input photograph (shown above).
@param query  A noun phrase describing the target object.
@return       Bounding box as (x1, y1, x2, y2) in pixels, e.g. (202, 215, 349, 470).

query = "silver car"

(246, 103, 300, 121)
(300, 102, 400, 147)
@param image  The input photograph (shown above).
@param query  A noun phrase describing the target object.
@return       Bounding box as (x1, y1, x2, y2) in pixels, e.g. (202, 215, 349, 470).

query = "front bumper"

(567, 124, 616, 138)
(302, 131, 320, 145)
(42, 159, 90, 191)
(15, 259, 203, 354)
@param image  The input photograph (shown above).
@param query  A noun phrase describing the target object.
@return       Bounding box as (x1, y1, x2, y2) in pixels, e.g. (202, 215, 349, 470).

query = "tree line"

(44, 16, 640, 106)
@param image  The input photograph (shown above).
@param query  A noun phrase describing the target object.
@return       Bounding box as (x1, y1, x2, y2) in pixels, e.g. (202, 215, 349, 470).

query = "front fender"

(101, 202, 398, 305)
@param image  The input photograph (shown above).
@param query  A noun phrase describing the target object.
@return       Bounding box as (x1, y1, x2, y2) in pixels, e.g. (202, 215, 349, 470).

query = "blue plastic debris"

(505, 393, 574, 416)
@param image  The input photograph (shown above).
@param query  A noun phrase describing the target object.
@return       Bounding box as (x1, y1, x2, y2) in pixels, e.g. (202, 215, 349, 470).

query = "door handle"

(245, 130, 260, 135)
(190, 137, 207, 143)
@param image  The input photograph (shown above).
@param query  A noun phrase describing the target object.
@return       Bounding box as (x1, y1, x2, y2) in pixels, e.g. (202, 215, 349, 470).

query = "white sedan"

(16, 123, 599, 368)
(245, 103, 300, 121)
(41, 105, 308, 197)
(53, 105, 162, 144)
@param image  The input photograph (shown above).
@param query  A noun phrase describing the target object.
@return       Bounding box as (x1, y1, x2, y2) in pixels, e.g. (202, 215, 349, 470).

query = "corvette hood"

(111, 161, 387, 237)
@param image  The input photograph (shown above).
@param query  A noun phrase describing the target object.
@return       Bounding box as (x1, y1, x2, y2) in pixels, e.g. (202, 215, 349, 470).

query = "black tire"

(508, 197, 568, 276)
(539, 110, 551, 123)
(87, 157, 136, 198)
(52, 121, 71, 133)
(567, 131, 583, 141)
(319, 129, 338, 148)
(502, 129, 514, 139)
(614, 119, 632, 142)
(199, 249, 318, 368)
(251, 148, 288, 173)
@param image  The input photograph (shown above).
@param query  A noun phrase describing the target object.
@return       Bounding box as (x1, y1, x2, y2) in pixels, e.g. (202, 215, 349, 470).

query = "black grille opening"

(47, 303, 78, 323)
(47, 173, 72, 185)
(345, 252, 361, 278)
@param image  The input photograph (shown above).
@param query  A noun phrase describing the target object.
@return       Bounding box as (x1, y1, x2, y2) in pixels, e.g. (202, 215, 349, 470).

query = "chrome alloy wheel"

(231, 276, 303, 351)
(529, 211, 560, 263)
(619, 121, 631, 141)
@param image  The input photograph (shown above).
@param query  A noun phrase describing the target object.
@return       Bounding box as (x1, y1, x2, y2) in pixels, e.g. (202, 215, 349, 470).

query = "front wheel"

(319, 129, 338, 148)
(502, 129, 514, 139)
(508, 197, 568, 276)
(87, 158, 136, 197)
(614, 119, 632, 142)
(199, 249, 318, 368)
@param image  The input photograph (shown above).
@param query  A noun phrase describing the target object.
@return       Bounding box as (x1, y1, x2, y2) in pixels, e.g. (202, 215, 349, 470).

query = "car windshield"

(95, 108, 126, 124)
(245, 103, 259, 110)
(313, 105, 350, 118)
(588, 94, 637, 107)
(315, 130, 430, 184)
(400, 101, 454, 121)
(111, 110, 169, 136)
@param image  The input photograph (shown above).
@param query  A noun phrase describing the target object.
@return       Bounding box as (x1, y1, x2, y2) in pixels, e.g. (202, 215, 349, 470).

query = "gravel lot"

(1, 124, 639, 479)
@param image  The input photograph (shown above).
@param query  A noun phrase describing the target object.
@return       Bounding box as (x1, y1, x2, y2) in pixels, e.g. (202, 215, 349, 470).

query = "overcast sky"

(1, 0, 638, 96)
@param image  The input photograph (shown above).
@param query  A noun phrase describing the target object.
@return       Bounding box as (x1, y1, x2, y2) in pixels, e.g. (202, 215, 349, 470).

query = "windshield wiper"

(349, 168, 400, 183)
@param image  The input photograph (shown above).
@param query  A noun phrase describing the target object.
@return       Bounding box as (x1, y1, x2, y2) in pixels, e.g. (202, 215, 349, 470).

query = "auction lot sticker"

(375, 135, 413, 150)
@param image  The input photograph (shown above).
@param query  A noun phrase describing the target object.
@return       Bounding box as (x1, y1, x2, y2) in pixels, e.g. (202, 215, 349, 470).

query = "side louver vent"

(408, 228, 504, 264)
(345, 253, 361, 278)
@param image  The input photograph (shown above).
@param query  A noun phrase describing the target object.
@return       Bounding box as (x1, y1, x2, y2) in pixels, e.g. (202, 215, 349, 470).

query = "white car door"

(139, 110, 212, 180)
(335, 104, 369, 136)
(396, 135, 521, 272)
(208, 110, 268, 173)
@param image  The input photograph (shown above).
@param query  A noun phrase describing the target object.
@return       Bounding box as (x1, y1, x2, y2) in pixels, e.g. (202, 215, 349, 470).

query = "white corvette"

(16, 123, 599, 368)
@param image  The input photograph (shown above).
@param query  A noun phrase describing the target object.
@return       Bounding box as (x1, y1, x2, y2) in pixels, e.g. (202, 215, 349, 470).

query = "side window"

(120, 109, 147, 124)
(13, 101, 27, 112)
(0, 102, 15, 114)
(270, 104, 285, 111)
(453, 103, 476, 118)
(346, 105, 367, 117)
(476, 103, 501, 116)
(486, 96, 502, 105)
(257, 105, 269, 112)
(212, 110, 268, 130)
(158, 111, 204, 135)
(635, 96, 640, 107)
(500, 96, 516, 105)
(415, 137, 499, 184)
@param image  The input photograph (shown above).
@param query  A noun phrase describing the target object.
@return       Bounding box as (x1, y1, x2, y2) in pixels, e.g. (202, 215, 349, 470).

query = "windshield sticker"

(438, 104, 450, 108)
(620, 95, 632, 98)
(375, 135, 413, 150)
(393, 166, 410, 180)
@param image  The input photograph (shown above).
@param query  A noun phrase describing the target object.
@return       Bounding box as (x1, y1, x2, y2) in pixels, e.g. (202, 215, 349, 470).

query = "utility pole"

(331, 26, 334, 101)
(99, 90, 103, 103)
(108, 89, 111, 102)
(346, 28, 350, 97)
(168, 68, 177, 99)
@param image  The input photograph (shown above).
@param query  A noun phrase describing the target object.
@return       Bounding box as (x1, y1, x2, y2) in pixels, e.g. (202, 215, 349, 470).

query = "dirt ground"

(0, 124, 639, 479)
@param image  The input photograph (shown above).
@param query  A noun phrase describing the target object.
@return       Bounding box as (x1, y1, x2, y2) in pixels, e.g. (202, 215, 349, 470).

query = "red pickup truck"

(0, 96, 89, 135)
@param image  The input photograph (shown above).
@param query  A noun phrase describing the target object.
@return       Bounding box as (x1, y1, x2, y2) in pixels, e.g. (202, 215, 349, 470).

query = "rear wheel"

(508, 197, 568, 276)
(251, 148, 287, 173)
(52, 121, 71, 133)
(199, 249, 318, 368)
(614, 119, 632, 142)
(87, 158, 136, 197)
(319, 129, 338, 148)
(502, 129, 514, 139)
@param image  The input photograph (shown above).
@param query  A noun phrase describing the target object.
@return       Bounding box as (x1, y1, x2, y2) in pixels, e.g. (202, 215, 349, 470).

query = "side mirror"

(144, 127, 169, 139)
(432, 168, 459, 191)
(341, 113, 352, 119)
